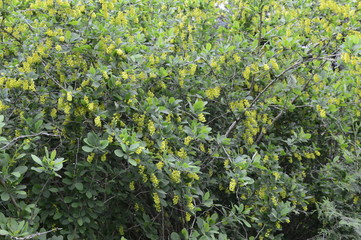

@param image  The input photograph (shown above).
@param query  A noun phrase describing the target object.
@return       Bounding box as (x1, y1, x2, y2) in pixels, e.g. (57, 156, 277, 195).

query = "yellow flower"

(224, 159, 229, 168)
(199, 143, 205, 152)
(87, 153, 95, 163)
(135, 146, 145, 154)
(185, 212, 191, 222)
(271, 196, 278, 206)
(101, 153, 107, 162)
(233, 54, 241, 63)
(198, 113, 206, 122)
(176, 148, 187, 159)
(129, 181, 135, 191)
(66, 91, 72, 102)
(160, 140, 168, 152)
(88, 102, 95, 111)
(171, 170, 181, 183)
(153, 192, 161, 212)
(269, 58, 279, 70)
(229, 178, 237, 192)
(156, 161, 164, 170)
(50, 108, 57, 118)
(184, 136, 193, 145)
(242, 66, 251, 80)
(148, 120, 156, 136)
(150, 173, 159, 188)
(94, 116, 102, 127)
(275, 221, 281, 229)
(55, 44, 62, 51)
(205, 86, 221, 99)
(118, 225, 124, 235)
(173, 195, 179, 205)
(187, 173, 199, 181)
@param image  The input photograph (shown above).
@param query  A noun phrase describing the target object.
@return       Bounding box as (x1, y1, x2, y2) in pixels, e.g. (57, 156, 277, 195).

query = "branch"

(0, 177, 21, 209)
(254, 57, 331, 143)
(224, 55, 337, 138)
(0, 132, 61, 150)
(0, 25, 22, 44)
(11, 228, 62, 240)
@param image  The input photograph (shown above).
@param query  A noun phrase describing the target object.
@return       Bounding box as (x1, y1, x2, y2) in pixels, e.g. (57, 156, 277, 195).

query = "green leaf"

(74, 182, 84, 191)
(51, 150, 57, 160)
(206, 43, 212, 51)
(31, 154, 43, 165)
(128, 158, 137, 166)
(77, 218, 84, 226)
(242, 219, 251, 227)
(64, 196, 73, 203)
(99, 140, 109, 149)
(86, 191, 92, 198)
(203, 191, 210, 201)
(0, 229, 9, 235)
(82, 146, 93, 153)
(13, 166, 28, 174)
(129, 143, 140, 152)
(170, 232, 181, 240)
(65, 30, 72, 41)
(53, 212, 62, 220)
(1, 192, 10, 201)
(114, 149, 124, 158)
(11, 171, 21, 178)
(15, 153, 26, 160)
(193, 100, 206, 113)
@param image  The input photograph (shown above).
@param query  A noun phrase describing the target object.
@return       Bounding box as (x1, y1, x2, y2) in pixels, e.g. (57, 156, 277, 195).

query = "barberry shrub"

(0, 0, 360, 239)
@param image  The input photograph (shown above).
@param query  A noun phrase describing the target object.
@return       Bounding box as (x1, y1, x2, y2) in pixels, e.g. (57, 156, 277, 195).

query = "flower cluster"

(205, 86, 221, 100)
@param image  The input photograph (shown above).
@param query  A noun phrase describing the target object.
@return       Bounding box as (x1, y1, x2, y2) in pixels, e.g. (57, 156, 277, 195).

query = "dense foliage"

(1, 0, 361, 239)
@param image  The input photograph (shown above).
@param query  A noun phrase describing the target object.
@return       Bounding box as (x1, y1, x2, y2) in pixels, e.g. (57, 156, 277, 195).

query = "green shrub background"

(0, 0, 361, 239)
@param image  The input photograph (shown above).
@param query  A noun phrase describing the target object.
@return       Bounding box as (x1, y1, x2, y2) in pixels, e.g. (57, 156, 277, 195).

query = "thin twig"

(0, 132, 61, 150)
(0, 25, 22, 44)
(11, 228, 62, 240)
(0, 177, 21, 209)
(224, 54, 337, 138)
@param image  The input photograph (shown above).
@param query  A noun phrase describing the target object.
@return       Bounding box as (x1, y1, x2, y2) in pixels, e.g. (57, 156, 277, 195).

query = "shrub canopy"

(0, 0, 361, 239)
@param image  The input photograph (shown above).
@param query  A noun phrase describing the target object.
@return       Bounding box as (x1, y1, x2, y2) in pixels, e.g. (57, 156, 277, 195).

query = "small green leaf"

(193, 100, 206, 113)
(242, 219, 251, 227)
(53, 212, 62, 220)
(206, 43, 212, 51)
(82, 146, 93, 153)
(170, 232, 181, 240)
(77, 218, 84, 226)
(13, 166, 28, 174)
(15, 153, 26, 160)
(1, 192, 10, 201)
(203, 192, 210, 201)
(51, 150, 57, 160)
(128, 158, 137, 166)
(114, 149, 124, 157)
(65, 30, 72, 41)
(31, 154, 43, 166)
(99, 140, 109, 149)
(74, 182, 84, 191)
(86, 191, 92, 198)
(64, 196, 73, 203)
